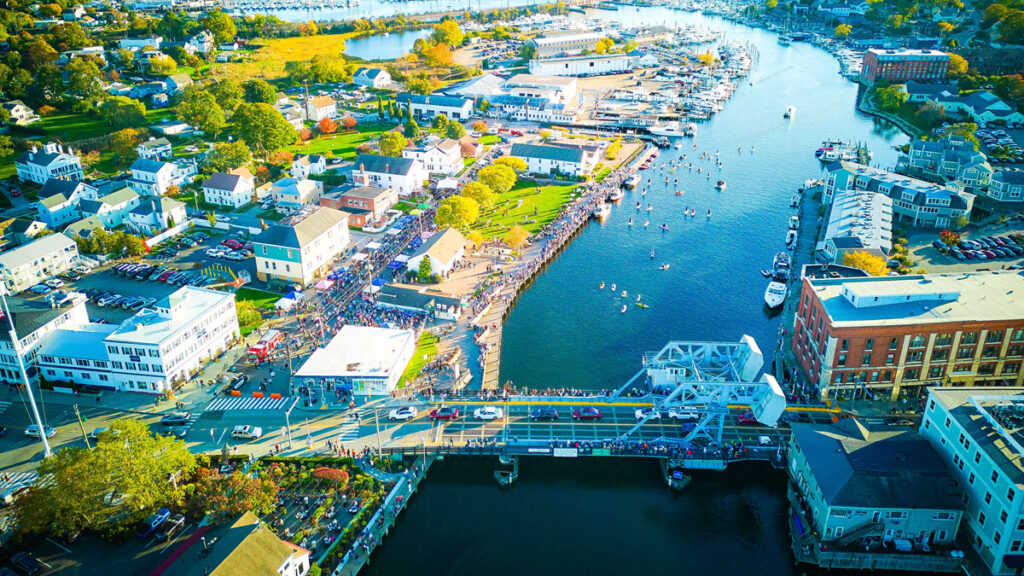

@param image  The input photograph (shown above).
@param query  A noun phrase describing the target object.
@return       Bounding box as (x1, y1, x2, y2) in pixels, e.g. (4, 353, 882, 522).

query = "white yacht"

(764, 281, 787, 308)
(786, 229, 798, 246)
(648, 121, 687, 138)
(608, 189, 624, 201)
(625, 173, 642, 188)
(592, 203, 612, 219)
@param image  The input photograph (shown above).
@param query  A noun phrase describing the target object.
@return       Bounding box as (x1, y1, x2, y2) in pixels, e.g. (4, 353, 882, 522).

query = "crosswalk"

(0, 471, 38, 490)
(336, 421, 360, 442)
(0, 401, 12, 416)
(205, 396, 291, 412)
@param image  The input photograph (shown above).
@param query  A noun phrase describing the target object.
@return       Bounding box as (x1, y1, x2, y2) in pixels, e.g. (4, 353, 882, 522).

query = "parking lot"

(904, 226, 1024, 274)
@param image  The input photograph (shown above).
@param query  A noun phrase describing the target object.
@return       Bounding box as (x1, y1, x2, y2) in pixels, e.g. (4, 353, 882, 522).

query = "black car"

(160, 412, 191, 426)
(529, 407, 559, 421)
(156, 514, 186, 541)
(225, 374, 248, 394)
(11, 552, 44, 574)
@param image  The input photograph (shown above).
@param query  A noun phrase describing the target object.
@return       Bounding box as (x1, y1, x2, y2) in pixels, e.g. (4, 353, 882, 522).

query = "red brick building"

(319, 182, 398, 228)
(860, 49, 950, 85)
(792, 272, 1024, 401)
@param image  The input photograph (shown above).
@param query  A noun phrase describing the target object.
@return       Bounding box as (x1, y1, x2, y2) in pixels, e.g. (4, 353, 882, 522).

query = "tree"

(431, 113, 450, 131)
(312, 467, 350, 486)
(983, 3, 1009, 28)
(518, 42, 537, 61)
(49, 22, 89, 52)
(341, 116, 357, 130)
(65, 57, 104, 100)
(434, 195, 479, 229)
(187, 468, 279, 523)
(505, 224, 529, 250)
(477, 164, 516, 194)
(403, 118, 419, 138)
(26, 65, 64, 107)
(834, 23, 852, 38)
(211, 79, 243, 112)
(16, 419, 195, 537)
(944, 122, 980, 151)
(300, 19, 319, 36)
(424, 43, 453, 67)
(115, 48, 135, 69)
(461, 181, 496, 211)
(939, 229, 961, 246)
(594, 38, 614, 54)
(937, 21, 955, 35)
(446, 122, 466, 139)
(432, 19, 464, 46)
(947, 53, 968, 77)
(406, 75, 436, 95)
(466, 230, 484, 249)
(623, 40, 638, 53)
(149, 54, 178, 75)
(842, 250, 887, 276)
(0, 135, 14, 159)
(242, 79, 277, 104)
(201, 10, 236, 44)
(994, 75, 1024, 107)
(110, 128, 141, 169)
(417, 255, 433, 281)
(232, 103, 298, 153)
(379, 131, 408, 156)
(472, 120, 488, 133)
(765, 0, 778, 8)
(99, 97, 147, 129)
(23, 37, 58, 70)
(873, 85, 907, 112)
(605, 136, 622, 161)
(177, 88, 227, 137)
(318, 117, 338, 134)
(915, 101, 946, 126)
(493, 157, 527, 172)
(207, 140, 252, 172)
(697, 50, 715, 66)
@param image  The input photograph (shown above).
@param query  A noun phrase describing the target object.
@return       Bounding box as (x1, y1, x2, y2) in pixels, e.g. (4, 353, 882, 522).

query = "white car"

(473, 406, 504, 420)
(388, 407, 418, 421)
(25, 425, 56, 438)
(230, 425, 263, 440)
(44, 278, 64, 289)
(206, 248, 226, 258)
(667, 408, 699, 420)
(634, 408, 661, 421)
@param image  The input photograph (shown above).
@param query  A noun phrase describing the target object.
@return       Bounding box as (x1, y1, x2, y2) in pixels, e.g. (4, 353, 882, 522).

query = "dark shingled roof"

(0, 295, 83, 343)
(396, 93, 471, 109)
(353, 154, 417, 176)
(511, 143, 584, 163)
(202, 172, 244, 192)
(791, 420, 963, 510)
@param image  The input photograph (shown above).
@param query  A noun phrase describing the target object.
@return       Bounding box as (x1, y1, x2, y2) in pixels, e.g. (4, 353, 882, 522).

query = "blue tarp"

(371, 278, 388, 287)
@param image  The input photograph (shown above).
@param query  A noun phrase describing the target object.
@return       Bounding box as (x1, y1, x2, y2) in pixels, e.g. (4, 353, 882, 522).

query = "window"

(993, 471, 1000, 484)
(935, 334, 953, 346)
(1013, 540, 1024, 553)
(945, 417, 951, 429)
(1002, 510, 1008, 524)
(957, 346, 975, 360)
(986, 492, 992, 505)
(908, 351, 924, 362)
(905, 368, 921, 380)
(838, 354, 847, 367)
(862, 354, 872, 366)
(962, 332, 978, 345)
(976, 452, 982, 464)
(890, 337, 899, 350)
(911, 335, 926, 347)
(996, 531, 1003, 545)
(969, 472, 976, 485)
(988, 330, 1005, 343)
(865, 338, 874, 351)
(887, 353, 895, 365)
(841, 339, 849, 351)
(980, 512, 987, 526)
(1017, 518, 1024, 531)
(931, 348, 949, 361)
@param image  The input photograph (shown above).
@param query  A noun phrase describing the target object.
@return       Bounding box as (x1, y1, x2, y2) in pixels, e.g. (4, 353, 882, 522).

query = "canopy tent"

(362, 284, 381, 295)
(394, 255, 410, 263)
(437, 177, 459, 191)
(352, 253, 368, 262)
(275, 297, 295, 310)
(285, 290, 304, 301)
(400, 215, 417, 225)
(409, 209, 423, 216)
(409, 238, 424, 249)
(371, 277, 388, 287)
(385, 228, 401, 236)
(314, 279, 334, 290)
(417, 202, 430, 210)
(386, 260, 404, 270)
(366, 241, 383, 250)
(327, 267, 349, 280)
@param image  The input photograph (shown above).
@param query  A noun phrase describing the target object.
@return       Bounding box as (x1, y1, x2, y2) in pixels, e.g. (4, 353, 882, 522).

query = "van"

(0, 484, 30, 506)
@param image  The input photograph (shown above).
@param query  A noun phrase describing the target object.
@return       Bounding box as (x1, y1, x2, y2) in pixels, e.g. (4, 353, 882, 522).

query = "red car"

(572, 407, 602, 420)
(430, 406, 459, 420)
(221, 239, 243, 250)
(737, 411, 758, 425)
(510, 130, 524, 136)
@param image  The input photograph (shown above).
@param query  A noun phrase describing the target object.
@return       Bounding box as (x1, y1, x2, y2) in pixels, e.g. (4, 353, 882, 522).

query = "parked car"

(156, 514, 186, 541)
(28, 284, 50, 295)
(10, 552, 44, 574)
(388, 407, 418, 421)
(571, 407, 602, 420)
(473, 406, 504, 420)
(230, 425, 263, 440)
(667, 408, 699, 420)
(160, 412, 192, 426)
(737, 411, 758, 425)
(429, 406, 459, 420)
(138, 508, 171, 539)
(634, 407, 661, 420)
(529, 407, 559, 421)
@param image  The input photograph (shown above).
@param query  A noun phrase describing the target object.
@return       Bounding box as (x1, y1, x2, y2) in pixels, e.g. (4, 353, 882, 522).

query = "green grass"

(235, 287, 281, 310)
(398, 332, 439, 388)
(256, 209, 285, 221)
(595, 166, 612, 182)
(393, 201, 414, 213)
(39, 108, 177, 142)
(471, 179, 580, 240)
(286, 122, 392, 161)
(479, 134, 499, 145)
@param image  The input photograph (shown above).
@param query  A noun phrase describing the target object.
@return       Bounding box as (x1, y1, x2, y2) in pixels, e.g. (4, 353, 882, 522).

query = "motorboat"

(773, 251, 791, 270)
(716, 180, 726, 190)
(789, 195, 800, 208)
(786, 229, 798, 246)
(789, 215, 800, 230)
(649, 121, 686, 138)
(609, 189, 624, 201)
(684, 122, 698, 137)
(761, 269, 773, 278)
(625, 173, 642, 188)
(592, 203, 612, 219)
(784, 106, 796, 118)
(777, 35, 792, 46)
(764, 281, 787, 308)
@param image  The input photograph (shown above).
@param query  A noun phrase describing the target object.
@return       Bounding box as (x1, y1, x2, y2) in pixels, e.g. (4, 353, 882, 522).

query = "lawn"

(286, 122, 393, 161)
(235, 287, 281, 309)
(398, 332, 439, 388)
(39, 108, 178, 143)
(471, 179, 580, 240)
(479, 134, 499, 145)
(216, 32, 361, 81)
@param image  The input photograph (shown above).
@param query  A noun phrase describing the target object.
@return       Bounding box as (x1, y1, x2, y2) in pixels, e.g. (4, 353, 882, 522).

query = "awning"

(285, 290, 304, 301)
(366, 241, 382, 250)
(417, 203, 430, 210)
(437, 177, 459, 190)
(274, 297, 295, 310)
(409, 238, 423, 248)
(352, 253, 368, 262)
(314, 279, 334, 290)
(394, 255, 410, 263)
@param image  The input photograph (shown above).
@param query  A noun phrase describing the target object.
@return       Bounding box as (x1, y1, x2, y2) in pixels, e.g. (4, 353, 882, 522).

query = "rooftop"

(38, 323, 119, 361)
(511, 142, 584, 163)
(353, 154, 418, 176)
(295, 325, 416, 379)
(411, 228, 466, 265)
(396, 93, 472, 109)
(106, 286, 234, 345)
(505, 73, 577, 87)
(0, 234, 76, 271)
(931, 388, 1024, 485)
(822, 189, 893, 253)
(809, 271, 1024, 327)
(0, 293, 87, 342)
(253, 206, 348, 250)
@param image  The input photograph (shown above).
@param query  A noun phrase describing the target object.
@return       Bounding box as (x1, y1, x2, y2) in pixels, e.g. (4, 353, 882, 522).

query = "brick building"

(861, 49, 950, 85)
(792, 272, 1024, 402)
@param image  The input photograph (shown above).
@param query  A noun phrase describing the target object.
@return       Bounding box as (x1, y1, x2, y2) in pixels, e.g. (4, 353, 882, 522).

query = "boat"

(674, 190, 685, 196)
(784, 106, 796, 118)
(621, 305, 627, 313)
(654, 137, 672, 149)
(789, 195, 800, 208)
(814, 140, 870, 162)
(592, 203, 612, 219)
(789, 215, 800, 230)
(773, 251, 791, 269)
(764, 281, 787, 308)
(660, 264, 671, 270)
(649, 122, 687, 138)
(716, 180, 726, 190)
(777, 35, 792, 46)
(786, 229, 798, 246)
(609, 189, 624, 202)
(625, 173, 642, 188)
(761, 269, 773, 278)
(636, 302, 650, 308)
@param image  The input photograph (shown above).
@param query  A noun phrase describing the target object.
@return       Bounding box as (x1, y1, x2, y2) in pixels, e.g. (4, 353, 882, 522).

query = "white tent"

(352, 252, 368, 262)
(437, 177, 459, 191)
(366, 241, 382, 250)
(394, 254, 410, 263)
(274, 297, 295, 310)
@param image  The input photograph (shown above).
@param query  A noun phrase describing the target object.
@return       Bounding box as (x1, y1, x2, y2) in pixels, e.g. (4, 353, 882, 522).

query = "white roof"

(295, 325, 416, 379)
(0, 234, 76, 271)
(106, 286, 235, 345)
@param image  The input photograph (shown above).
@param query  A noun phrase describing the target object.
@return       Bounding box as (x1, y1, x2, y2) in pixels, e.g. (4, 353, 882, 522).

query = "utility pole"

(305, 418, 312, 450)
(374, 408, 382, 455)
(2, 293, 50, 458)
(285, 397, 298, 449)
(74, 404, 90, 449)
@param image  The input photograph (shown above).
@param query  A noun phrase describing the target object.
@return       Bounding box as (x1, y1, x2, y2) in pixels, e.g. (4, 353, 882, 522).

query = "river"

(322, 6, 908, 574)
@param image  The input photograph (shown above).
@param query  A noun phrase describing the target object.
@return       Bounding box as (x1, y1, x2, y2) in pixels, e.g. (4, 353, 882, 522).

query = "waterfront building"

(161, 512, 310, 576)
(401, 138, 462, 175)
(825, 161, 974, 228)
(128, 158, 176, 197)
(405, 228, 466, 277)
(35, 179, 94, 228)
(0, 234, 79, 293)
(353, 67, 391, 89)
(294, 325, 417, 396)
(934, 90, 1024, 127)
(15, 143, 83, 185)
(291, 154, 327, 180)
(817, 0, 870, 18)
(905, 137, 993, 190)
(135, 137, 173, 160)
(788, 418, 965, 572)
(488, 95, 579, 123)
(860, 49, 949, 84)
(437, 73, 506, 101)
(202, 172, 254, 209)
(504, 74, 577, 104)
(527, 31, 602, 58)
(351, 154, 427, 197)
(987, 171, 1024, 206)
(253, 206, 350, 288)
(376, 283, 465, 321)
(922, 388, 1024, 576)
(899, 80, 959, 104)
(396, 93, 473, 121)
(792, 272, 1024, 401)
(0, 292, 90, 386)
(319, 178, 397, 229)
(511, 142, 600, 177)
(817, 189, 893, 264)
(270, 177, 324, 213)
(528, 53, 632, 77)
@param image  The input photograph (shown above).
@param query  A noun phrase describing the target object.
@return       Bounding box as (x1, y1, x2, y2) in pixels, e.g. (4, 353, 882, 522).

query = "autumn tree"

(505, 224, 529, 250)
(466, 230, 484, 250)
(843, 250, 888, 276)
(149, 54, 178, 75)
(109, 128, 141, 169)
(595, 38, 614, 54)
(834, 23, 852, 38)
(472, 120, 488, 133)
(493, 157, 527, 172)
(432, 19, 464, 46)
(201, 9, 236, 44)
(435, 195, 479, 230)
(186, 468, 279, 524)
(403, 118, 420, 138)
(319, 117, 338, 134)
(341, 116, 357, 130)
(477, 164, 517, 194)
(461, 181, 496, 211)
(99, 97, 147, 129)
(947, 53, 968, 77)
